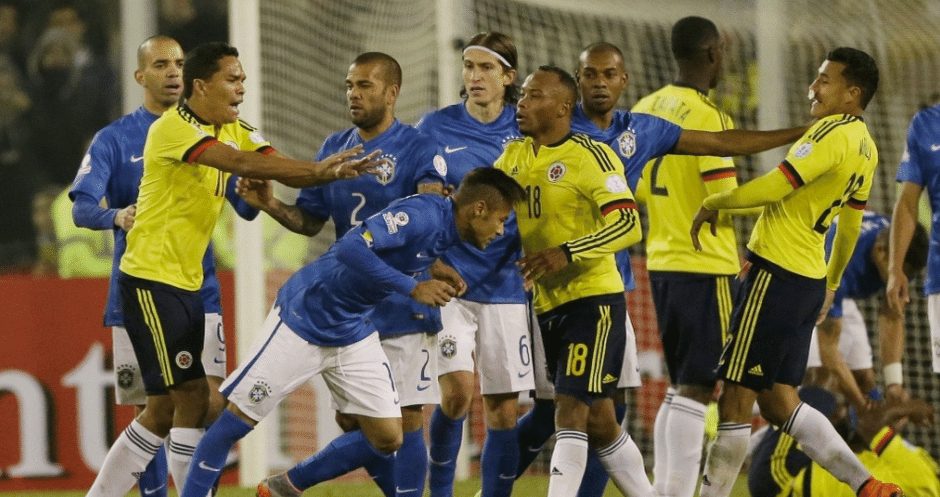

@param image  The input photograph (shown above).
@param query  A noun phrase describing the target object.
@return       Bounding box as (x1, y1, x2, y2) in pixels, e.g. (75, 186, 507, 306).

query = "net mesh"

(256, 0, 940, 473)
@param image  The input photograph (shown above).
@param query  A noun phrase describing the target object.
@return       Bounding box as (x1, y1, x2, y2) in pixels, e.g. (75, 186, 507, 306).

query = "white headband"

(463, 45, 513, 69)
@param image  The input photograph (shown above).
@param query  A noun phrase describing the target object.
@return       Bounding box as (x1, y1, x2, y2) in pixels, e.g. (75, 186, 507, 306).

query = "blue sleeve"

(296, 186, 330, 220)
(225, 175, 260, 220)
(72, 191, 117, 230)
(334, 226, 417, 296)
(897, 113, 925, 185)
(651, 114, 682, 156)
(827, 294, 845, 318)
(414, 138, 447, 186)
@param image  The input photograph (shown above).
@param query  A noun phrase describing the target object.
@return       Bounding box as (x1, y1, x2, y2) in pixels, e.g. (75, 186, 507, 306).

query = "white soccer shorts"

(806, 299, 873, 371)
(927, 294, 940, 373)
(381, 333, 440, 407)
(112, 312, 227, 405)
(533, 305, 642, 400)
(437, 298, 535, 395)
(223, 308, 400, 422)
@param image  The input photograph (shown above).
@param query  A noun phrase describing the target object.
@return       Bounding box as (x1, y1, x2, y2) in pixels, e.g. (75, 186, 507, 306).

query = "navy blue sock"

(181, 410, 252, 497)
(137, 443, 168, 497)
(515, 401, 555, 476)
(575, 402, 626, 497)
(287, 430, 391, 491)
(428, 406, 465, 497)
(481, 427, 519, 497)
(363, 439, 395, 497)
(394, 428, 428, 497)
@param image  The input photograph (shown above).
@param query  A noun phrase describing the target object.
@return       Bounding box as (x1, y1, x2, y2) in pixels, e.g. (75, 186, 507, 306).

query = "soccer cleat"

(857, 476, 903, 497)
(256, 472, 302, 497)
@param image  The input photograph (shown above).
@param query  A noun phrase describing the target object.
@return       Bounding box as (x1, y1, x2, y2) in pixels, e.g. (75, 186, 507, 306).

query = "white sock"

(547, 430, 588, 497)
(168, 427, 205, 491)
(86, 420, 163, 497)
(663, 395, 707, 497)
(698, 422, 750, 497)
(653, 387, 675, 494)
(782, 402, 871, 490)
(597, 429, 654, 497)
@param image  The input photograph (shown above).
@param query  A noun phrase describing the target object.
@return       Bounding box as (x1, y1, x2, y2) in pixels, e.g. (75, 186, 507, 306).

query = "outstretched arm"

(236, 178, 327, 236)
(673, 126, 807, 157)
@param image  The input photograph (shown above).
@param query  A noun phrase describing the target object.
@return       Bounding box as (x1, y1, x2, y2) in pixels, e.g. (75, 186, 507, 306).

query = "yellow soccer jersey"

(633, 84, 740, 275)
(496, 133, 641, 314)
(120, 104, 273, 291)
(791, 428, 940, 496)
(746, 114, 877, 279)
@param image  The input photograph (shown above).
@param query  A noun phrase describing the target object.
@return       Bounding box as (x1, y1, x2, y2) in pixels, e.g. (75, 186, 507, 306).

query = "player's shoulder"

(569, 133, 620, 171)
(910, 103, 940, 130)
(417, 103, 462, 128)
(805, 113, 864, 142)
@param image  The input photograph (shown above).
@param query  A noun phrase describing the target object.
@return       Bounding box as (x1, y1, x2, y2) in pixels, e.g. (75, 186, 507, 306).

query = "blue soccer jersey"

(824, 212, 889, 317)
(571, 104, 683, 290)
(897, 104, 940, 295)
(69, 106, 256, 325)
(416, 103, 527, 304)
(295, 120, 446, 337)
(275, 195, 461, 346)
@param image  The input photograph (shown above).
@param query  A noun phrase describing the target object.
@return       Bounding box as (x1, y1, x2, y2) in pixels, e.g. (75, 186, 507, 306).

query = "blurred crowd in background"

(0, 0, 229, 276)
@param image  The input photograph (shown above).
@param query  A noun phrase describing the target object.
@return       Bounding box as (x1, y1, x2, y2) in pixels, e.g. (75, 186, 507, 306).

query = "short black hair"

(671, 16, 719, 61)
(352, 52, 402, 88)
(460, 31, 519, 105)
(183, 42, 238, 99)
(537, 65, 578, 106)
(826, 47, 879, 109)
(453, 167, 526, 209)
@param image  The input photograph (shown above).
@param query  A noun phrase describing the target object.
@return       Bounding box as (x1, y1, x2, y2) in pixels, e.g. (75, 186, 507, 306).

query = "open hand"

(518, 246, 568, 282)
(690, 206, 719, 251)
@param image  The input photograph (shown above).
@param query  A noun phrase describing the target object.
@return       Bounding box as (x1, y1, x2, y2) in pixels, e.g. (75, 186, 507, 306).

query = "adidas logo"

(748, 364, 763, 376)
(602, 374, 618, 384)
(551, 466, 563, 476)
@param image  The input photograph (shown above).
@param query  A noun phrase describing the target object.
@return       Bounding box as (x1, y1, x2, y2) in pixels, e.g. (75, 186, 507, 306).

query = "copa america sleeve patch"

(383, 211, 410, 234)
(793, 142, 813, 159)
(605, 174, 627, 193)
(249, 131, 267, 144)
(433, 154, 447, 176)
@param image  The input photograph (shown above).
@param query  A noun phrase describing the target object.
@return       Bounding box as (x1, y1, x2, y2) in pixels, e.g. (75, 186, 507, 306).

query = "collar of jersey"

(179, 102, 212, 126)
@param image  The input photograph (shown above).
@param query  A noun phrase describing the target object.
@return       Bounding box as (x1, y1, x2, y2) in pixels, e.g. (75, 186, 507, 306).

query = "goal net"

(252, 0, 940, 477)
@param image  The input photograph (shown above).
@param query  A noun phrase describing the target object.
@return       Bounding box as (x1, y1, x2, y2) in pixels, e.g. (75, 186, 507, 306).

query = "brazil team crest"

(249, 381, 271, 403)
(617, 131, 636, 158)
(375, 155, 397, 185)
(116, 364, 137, 390)
(440, 335, 457, 359)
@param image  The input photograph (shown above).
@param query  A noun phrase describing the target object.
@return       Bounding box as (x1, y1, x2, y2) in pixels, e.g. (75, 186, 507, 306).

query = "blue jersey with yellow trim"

(296, 120, 446, 337)
(69, 106, 246, 325)
(571, 104, 682, 290)
(896, 104, 940, 295)
(824, 212, 888, 317)
(417, 103, 527, 304)
(276, 195, 460, 346)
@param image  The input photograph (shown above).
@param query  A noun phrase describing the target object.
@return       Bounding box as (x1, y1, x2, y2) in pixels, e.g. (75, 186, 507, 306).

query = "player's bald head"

(578, 42, 625, 70)
(352, 52, 402, 89)
(536, 65, 578, 108)
(137, 35, 181, 70)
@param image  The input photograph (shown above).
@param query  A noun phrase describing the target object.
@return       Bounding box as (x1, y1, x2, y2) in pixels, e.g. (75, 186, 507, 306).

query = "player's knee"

(371, 430, 403, 455)
(676, 383, 715, 406)
(441, 388, 473, 417)
(203, 386, 226, 426)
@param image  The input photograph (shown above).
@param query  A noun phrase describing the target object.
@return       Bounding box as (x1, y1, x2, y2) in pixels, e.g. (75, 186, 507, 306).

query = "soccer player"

(85, 41, 384, 497)
(887, 101, 940, 377)
(690, 47, 902, 497)
(415, 32, 533, 497)
(70, 35, 258, 497)
(180, 168, 527, 497)
(237, 51, 446, 497)
(520, 34, 807, 497)
(496, 65, 652, 497)
(806, 212, 927, 408)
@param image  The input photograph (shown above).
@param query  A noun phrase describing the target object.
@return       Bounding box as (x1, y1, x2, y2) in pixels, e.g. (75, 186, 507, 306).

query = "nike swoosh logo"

(142, 484, 166, 495)
(198, 460, 221, 472)
(396, 486, 419, 493)
(131, 155, 144, 162)
(213, 358, 225, 364)
(518, 370, 531, 378)
(417, 384, 430, 391)
(932, 144, 940, 152)
(444, 146, 466, 153)
(429, 457, 453, 466)
(526, 445, 542, 453)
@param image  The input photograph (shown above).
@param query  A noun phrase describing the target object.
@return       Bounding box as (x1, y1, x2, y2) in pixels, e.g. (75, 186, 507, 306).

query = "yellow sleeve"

(826, 205, 863, 290)
(149, 113, 216, 164)
(563, 145, 641, 261)
(702, 166, 794, 210)
(235, 118, 274, 152)
(869, 428, 940, 496)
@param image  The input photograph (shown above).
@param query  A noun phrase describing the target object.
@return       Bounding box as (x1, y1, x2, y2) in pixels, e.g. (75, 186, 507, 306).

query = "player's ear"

(134, 69, 144, 86)
(386, 83, 399, 104)
(846, 85, 862, 107)
(502, 68, 516, 87)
